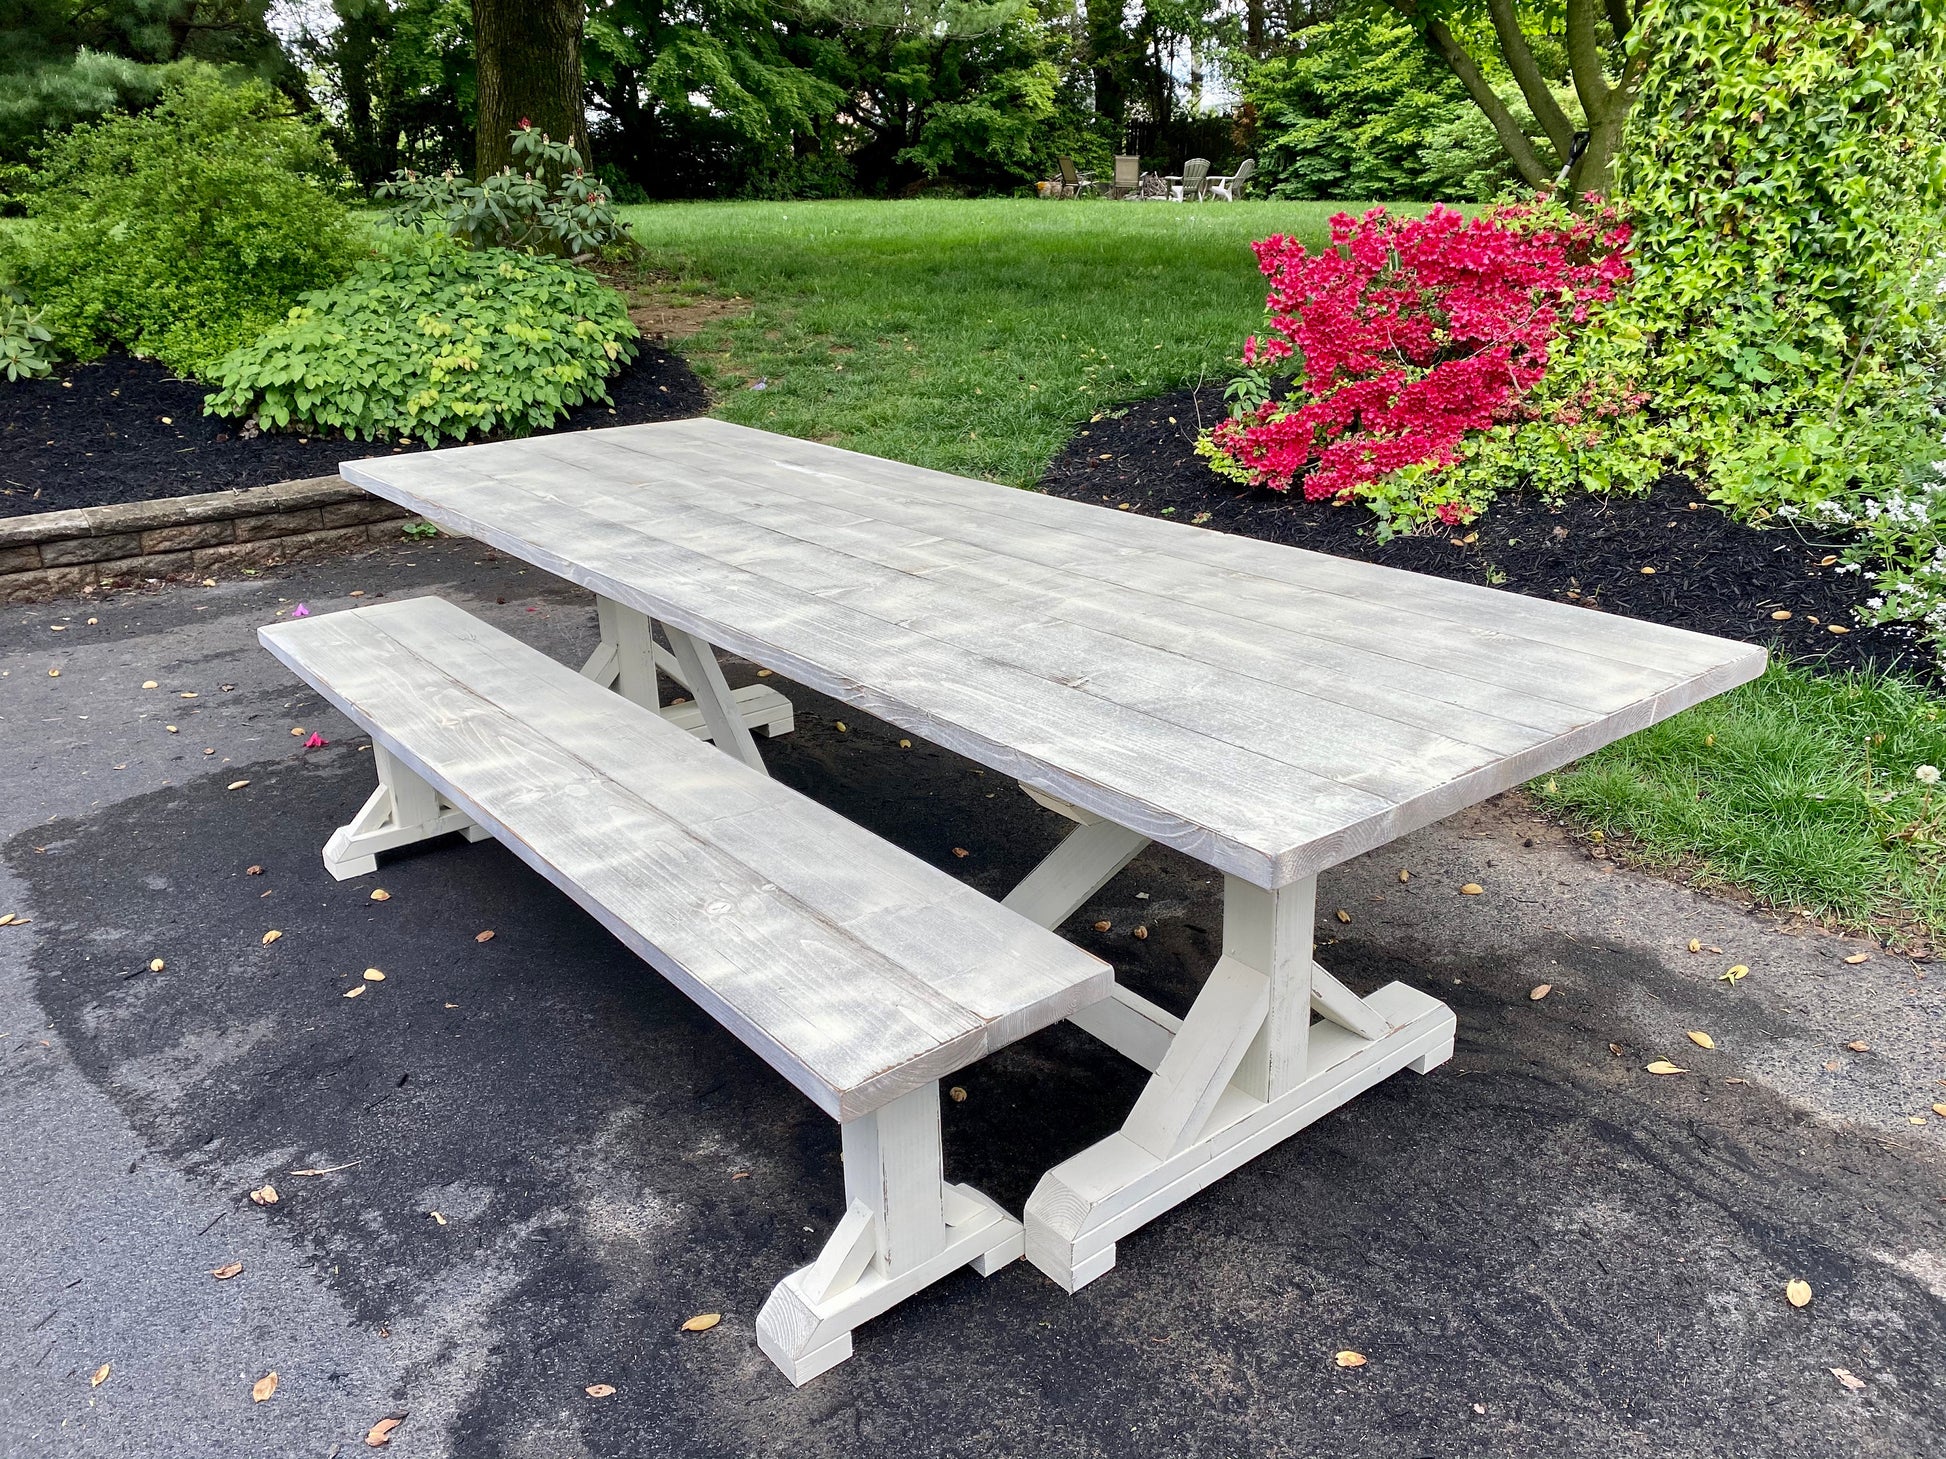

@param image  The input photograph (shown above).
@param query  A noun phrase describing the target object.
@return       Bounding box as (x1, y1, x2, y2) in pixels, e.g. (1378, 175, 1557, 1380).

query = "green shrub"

(204, 234, 639, 445)
(378, 122, 631, 257)
(10, 67, 358, 376)
(1440, 0, 1946, 516)
(0, 287, 53, 380)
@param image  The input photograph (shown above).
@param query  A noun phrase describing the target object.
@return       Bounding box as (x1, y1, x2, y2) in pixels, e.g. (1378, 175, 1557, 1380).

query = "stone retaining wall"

(0, 477, 428, 604)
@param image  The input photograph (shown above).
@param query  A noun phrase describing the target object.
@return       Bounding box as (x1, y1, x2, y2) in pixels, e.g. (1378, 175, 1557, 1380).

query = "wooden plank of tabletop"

(342, 422, 1765, 888)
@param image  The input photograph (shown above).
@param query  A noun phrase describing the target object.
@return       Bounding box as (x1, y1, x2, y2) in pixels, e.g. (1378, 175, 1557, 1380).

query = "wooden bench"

(259, 596, 1111, 1383)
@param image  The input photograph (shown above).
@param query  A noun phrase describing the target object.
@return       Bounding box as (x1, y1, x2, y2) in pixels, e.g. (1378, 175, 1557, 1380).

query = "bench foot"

(754, 1083, 1021, 1385)
(321, 746, 478, 881)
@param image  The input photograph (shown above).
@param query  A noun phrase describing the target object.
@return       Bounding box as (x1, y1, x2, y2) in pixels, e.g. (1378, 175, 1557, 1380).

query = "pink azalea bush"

(1201, 199, 1634, 528)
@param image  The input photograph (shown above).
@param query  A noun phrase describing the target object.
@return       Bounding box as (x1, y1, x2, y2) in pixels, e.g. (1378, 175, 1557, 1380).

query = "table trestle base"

(582, 596, 794, 764)
(1004, 797, 1457, 1293)
(321, 743, 488, 880)
(1026, 981, 1454, 1292)
(755, 1081, 1024, 1384)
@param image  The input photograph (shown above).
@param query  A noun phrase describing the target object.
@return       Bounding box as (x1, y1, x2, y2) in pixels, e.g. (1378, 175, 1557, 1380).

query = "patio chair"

(1210, 158, 1256, 202)
(1056, 156, 1097, 198)
(1171, 158, 1211, 202)
(1110, 155, 1141, 198)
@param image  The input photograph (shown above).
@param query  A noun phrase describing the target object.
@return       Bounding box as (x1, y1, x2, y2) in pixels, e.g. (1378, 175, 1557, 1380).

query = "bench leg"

(1023, 873, 1455, 1293)
(582, 596, 795, 747)
(321, 745, 483, 881)
(755, 1082, 1023, 1385)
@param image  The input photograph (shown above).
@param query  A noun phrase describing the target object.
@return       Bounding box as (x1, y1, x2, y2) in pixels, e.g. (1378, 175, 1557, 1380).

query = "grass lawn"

(1540, 662, 1946, 940)
(615, 197, 1354, 486)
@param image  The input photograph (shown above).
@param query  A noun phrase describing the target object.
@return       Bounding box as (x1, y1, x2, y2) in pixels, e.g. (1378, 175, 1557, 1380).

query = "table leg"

(754, 1082, 1023, 1384)
(579, 596, 794, 754)
(1021, 870, 1455, 1293)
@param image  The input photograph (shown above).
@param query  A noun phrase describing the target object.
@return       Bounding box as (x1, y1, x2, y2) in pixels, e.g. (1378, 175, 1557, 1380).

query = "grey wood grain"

(341, 420, 1767, 888)
(260, 596, 1110, 1121)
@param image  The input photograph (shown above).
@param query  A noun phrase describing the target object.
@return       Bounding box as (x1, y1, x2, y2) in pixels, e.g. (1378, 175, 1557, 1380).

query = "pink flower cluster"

(1210, 201, 1632, 502)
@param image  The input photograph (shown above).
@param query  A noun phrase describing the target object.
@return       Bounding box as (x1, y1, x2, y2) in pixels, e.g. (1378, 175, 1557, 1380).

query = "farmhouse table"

(340, 419, 1766, 1292)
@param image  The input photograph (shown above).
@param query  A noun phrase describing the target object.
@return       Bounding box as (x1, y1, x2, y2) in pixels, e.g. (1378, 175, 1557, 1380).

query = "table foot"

(1024, 981, 1454, 1292)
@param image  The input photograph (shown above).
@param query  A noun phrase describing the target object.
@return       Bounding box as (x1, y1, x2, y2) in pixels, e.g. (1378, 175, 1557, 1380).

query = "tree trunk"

(472, 0, 587, 178)
(1084, 0, 1127, 137)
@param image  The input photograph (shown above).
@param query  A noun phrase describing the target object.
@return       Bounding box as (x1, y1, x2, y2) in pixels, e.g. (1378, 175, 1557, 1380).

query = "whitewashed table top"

(342, 419, 1766, 889)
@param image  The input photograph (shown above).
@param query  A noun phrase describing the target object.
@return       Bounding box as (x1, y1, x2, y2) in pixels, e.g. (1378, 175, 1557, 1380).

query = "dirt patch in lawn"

(627, 294, 752, 342)
(1039, 385, 1933, 685)
(1, 343, 709, 518)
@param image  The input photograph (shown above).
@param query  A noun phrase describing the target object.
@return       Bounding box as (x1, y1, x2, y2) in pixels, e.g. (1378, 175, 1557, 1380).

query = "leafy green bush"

(378, 123, 631, 256)
(0, 287, 53, 380)
(204, 234, 639, 445)
(8, 67, 358, 376)
(1243, 14, 1537, 203)
(1443, 0, 1945, 511)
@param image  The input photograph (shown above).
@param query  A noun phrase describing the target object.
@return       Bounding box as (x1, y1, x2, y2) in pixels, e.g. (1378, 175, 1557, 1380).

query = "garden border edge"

(0, 477, 431, 604)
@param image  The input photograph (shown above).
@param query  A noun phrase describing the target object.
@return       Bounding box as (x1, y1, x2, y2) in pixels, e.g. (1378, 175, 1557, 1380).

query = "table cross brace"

(580, 597, 794, 769)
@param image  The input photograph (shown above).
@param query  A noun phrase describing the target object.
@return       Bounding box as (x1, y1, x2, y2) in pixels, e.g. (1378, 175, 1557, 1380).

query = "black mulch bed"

(1041, 385, 1935, 685)
(0, 345, 710, 518)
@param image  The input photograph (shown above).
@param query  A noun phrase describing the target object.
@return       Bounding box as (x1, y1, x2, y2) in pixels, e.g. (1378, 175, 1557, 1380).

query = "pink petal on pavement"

(290, 603, 311, 618)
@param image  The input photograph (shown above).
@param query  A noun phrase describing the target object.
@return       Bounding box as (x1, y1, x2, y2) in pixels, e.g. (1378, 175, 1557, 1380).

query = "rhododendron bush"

(1199, 200, 1632, 531)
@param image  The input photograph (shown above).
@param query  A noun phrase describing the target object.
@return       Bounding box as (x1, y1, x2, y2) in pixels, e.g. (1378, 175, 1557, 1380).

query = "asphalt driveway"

(2, 538, 1942, 1458)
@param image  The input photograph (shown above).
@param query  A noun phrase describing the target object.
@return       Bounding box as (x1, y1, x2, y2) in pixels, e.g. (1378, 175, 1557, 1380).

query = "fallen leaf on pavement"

(1720, 964, 1748, 983)
(1398, 870, 1410, 883)
(430, 1210, 447, 1225)
(211, 1262, 243, 1280)
(1844, 952, 1871, 964)
(1787, 1279, 1812, 1308)
(1133, 925, 1149, 940)
(1460, 883, 1484, 895)
(1609, 1043, 1624, 1057)
(1645, 1060, 1687, 1075)
(1687, 1030, 1715, 1049)
(142, 680, 158, 689)
(585, 1384, 616, 1398)
(369, 889, 390, 902)
(474, 930, 494, 943)
(948, 1086, 967, 1102)
(363, 968, 385, 982)
(1093, 920, 1111, 932)
(951, 847, 969, 858)
(1334, 1350, 1367, 1368)
(148, 958, 164, 972)
(680, 1313, 721, 1332)
(1846, 1041, 1870, 1052)
(90, 1363, 110, 1388)
(1529, 984, 1552, 1001)
(252, 1372, 278, 1402)
(1830, 1368, 1866, 1393)
(1933, 1104, 1946, 1118)
(227, 780, 250, 791)
(260, 930, 281, 946)
(343, 985, 366, 999)
(1687, 938, 1702, 953)
(365, 1415, 403, 1446)
(246, 865, 263, 876)
(248, 1184, 278, 1206)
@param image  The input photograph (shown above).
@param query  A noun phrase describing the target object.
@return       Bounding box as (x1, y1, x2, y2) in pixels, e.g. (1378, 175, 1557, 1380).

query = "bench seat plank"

(261, 596, 1110, 1120)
